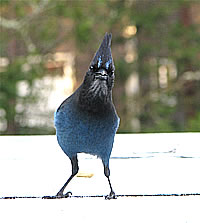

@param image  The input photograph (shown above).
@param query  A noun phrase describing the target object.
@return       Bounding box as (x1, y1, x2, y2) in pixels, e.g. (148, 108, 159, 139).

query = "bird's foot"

(105, 191, 117, 200)
(56, 191, 72, 198)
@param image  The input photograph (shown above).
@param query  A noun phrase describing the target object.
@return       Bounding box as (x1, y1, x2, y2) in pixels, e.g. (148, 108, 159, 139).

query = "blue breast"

(54, 97, 119, 165)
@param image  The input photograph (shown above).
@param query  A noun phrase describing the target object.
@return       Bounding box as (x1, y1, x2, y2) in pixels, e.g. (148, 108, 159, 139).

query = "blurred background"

(0, 0, 200, 135)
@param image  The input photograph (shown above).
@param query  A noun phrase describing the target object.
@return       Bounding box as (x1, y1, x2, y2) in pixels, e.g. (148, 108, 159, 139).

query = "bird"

(54, 33, 120, 199)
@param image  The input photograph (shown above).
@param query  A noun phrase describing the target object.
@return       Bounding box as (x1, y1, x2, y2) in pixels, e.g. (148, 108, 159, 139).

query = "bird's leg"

(56, 155, 79, 198)
(103, 163, 117, 200)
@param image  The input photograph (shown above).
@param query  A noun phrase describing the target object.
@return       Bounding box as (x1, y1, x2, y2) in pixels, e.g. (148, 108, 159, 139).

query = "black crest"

(90, 33, 115, 72)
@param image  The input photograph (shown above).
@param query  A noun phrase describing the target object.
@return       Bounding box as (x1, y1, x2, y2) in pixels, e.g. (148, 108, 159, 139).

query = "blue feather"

(97, 56, 102, 68)
(105, 58, 112, 69)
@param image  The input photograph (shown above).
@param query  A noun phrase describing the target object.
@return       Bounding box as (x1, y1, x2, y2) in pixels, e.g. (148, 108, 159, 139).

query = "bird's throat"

(78, 80, 112, 114)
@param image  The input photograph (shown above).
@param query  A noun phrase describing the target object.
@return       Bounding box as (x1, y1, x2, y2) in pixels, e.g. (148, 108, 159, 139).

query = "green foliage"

(1, 0, 200, 134)
(187, 112, 200, 132)
(0, 57, 44, 133)
(0, 0, 11, 5)
(115, 59, 132, 82)
(74, 18, 94, 46)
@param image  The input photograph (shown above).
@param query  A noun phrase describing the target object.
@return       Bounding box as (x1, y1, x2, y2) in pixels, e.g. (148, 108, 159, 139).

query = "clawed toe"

(56, 191, 72, 198)
(105, 191, 117, 200)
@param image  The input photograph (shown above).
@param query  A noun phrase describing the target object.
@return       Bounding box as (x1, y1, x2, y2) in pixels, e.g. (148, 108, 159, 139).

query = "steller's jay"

(54, 33, 120, 199)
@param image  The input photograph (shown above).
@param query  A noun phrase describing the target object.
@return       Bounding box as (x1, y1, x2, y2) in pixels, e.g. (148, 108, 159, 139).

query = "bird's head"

(84, 33, 115, 95)
(79, 33, 115, 113)
(88, 32, 115, 86)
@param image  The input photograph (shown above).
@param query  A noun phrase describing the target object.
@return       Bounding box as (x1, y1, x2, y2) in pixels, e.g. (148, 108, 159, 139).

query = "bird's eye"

(90, 65, 94, 70)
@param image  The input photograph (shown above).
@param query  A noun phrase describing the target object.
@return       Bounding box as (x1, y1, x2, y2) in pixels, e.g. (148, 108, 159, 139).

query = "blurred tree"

(126, 0, 200, 132)
(0, 0, 56, 134)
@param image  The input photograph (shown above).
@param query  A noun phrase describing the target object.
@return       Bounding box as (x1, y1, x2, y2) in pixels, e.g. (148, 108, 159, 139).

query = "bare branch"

(0, 0, 52, 30)
(30, 0, 51, 16)
(0, 0, 53, 54)
(0, 16, 21, 30)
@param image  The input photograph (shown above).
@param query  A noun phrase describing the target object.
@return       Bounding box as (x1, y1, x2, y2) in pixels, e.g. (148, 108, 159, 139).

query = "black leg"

(103, 163, 116, 200)
(56, 155, 79, 197)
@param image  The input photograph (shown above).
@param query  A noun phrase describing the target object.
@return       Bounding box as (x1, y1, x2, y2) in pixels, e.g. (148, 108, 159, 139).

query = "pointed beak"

(95, 69, 108, 80)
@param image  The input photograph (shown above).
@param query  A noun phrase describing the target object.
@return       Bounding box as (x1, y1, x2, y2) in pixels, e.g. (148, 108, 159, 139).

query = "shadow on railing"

(1, 193, 200, 199)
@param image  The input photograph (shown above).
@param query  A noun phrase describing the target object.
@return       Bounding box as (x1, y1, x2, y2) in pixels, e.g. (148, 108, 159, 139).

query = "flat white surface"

(0, 196, 200, 223)
(0, 134, 200, 222)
